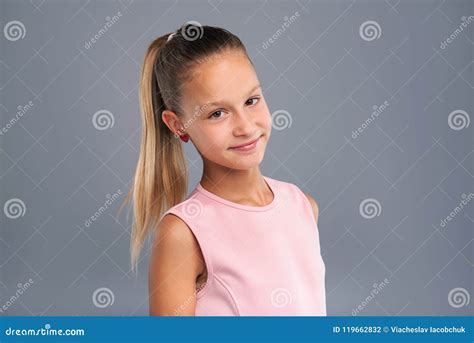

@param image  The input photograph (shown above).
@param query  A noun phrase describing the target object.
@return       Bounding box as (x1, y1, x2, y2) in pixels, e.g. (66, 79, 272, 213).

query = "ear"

(303, 192, 319, 224)
(161, 110, 182, 135)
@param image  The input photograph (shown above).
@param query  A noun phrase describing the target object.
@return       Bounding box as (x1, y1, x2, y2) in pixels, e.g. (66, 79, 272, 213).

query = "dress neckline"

(196, 175, 278, 212)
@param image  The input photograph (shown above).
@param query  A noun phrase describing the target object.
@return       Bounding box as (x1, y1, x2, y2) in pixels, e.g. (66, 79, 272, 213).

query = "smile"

(229, 136, 261, 152)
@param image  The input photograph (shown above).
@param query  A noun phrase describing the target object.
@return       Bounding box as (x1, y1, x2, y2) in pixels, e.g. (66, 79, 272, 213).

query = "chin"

(223, 150, 266, 170)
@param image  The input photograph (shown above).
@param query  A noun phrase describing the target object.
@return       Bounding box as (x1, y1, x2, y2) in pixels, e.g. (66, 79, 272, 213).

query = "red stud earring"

(179, 133, 189, 142)
(177, 129, 189, 143)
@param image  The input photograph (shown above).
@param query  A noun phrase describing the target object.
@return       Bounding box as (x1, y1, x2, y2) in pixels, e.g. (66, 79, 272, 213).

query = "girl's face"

(179, 50, 272, 171)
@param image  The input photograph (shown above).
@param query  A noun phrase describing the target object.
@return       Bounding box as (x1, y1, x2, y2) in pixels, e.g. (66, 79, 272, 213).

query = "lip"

(229, 136, 261, 150)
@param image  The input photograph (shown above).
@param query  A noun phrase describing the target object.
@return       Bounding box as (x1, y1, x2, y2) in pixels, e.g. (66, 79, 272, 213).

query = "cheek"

(256, 100, 272, 133)
(264, 113, 272, 134)
(259, 108, 272, 136)
(192, 125, 227, 153)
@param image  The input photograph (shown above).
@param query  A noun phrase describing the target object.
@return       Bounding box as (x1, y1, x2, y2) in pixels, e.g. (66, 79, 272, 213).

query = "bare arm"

(148, 214, 205, 316)
(304, 192, 319, 224)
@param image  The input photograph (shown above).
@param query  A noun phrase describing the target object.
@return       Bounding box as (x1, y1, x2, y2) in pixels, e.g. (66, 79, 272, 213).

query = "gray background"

(1, 0, 472, 316)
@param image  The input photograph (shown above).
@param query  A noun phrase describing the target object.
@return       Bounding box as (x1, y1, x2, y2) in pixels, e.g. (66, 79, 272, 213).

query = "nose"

(232, 108, 254, 136)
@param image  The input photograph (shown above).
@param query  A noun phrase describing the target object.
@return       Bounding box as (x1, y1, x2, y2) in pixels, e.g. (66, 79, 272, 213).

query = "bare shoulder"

(151, 213, 205, 275)
(155, 214, 200, 250)
(303, 192, 319, 223)
(148, 213, 205, 316)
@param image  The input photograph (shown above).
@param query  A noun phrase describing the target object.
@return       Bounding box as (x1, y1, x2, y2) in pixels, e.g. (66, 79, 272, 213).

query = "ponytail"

(120, 33, 188, 273)
(119, 24, 248, 273)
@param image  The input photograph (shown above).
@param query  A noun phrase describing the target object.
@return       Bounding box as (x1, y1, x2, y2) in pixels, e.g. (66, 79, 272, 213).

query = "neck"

(199, 162, 271, 206)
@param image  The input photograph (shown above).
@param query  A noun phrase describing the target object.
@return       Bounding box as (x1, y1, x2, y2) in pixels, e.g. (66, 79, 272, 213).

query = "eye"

(246, 97, 260, 106)
(208, 110, 223, 119)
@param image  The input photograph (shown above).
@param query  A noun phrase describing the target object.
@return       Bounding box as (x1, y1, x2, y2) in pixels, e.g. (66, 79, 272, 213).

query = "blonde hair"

(119, 24, 248, 272)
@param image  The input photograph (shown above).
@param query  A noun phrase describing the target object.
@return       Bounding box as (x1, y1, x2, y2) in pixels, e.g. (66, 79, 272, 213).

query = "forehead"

(181, 50, 257, 107)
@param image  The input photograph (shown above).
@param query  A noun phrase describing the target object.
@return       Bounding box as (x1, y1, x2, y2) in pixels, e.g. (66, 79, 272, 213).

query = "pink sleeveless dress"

(159, 175, 327, 316)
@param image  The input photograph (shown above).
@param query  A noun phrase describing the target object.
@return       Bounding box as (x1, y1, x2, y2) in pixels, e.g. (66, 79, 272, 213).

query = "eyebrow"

(200, 84, 261, 108)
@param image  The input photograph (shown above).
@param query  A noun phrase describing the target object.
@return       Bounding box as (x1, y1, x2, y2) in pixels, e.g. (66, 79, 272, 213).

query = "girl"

(123, 23, 327, 316)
